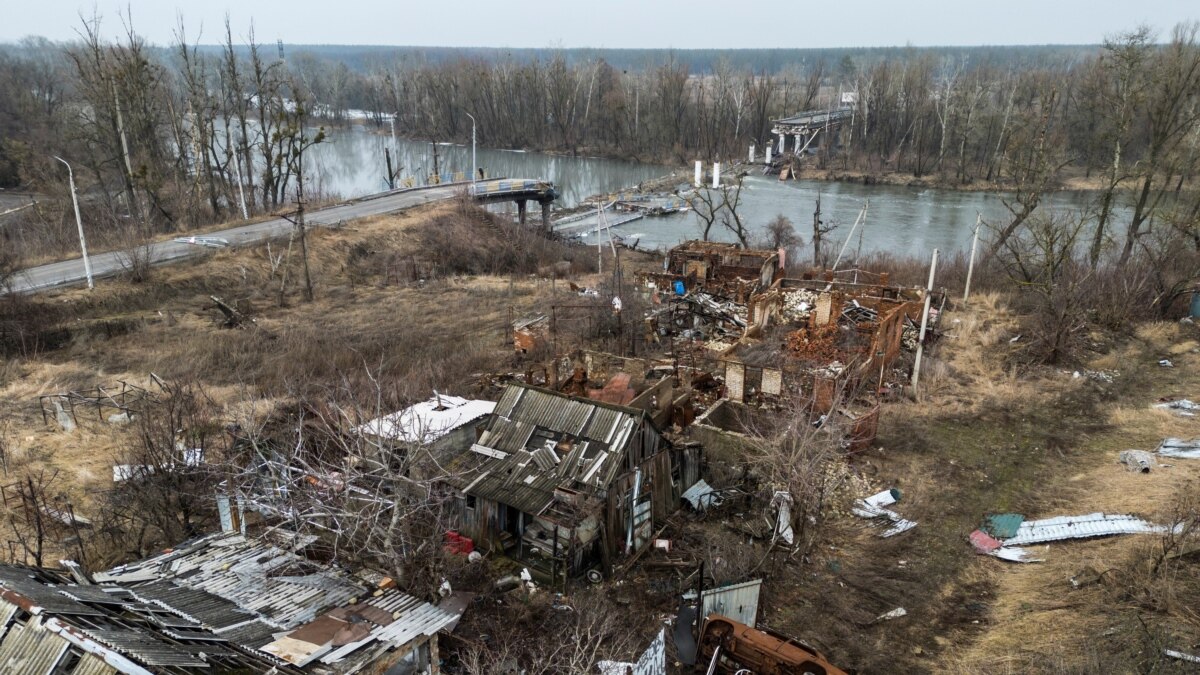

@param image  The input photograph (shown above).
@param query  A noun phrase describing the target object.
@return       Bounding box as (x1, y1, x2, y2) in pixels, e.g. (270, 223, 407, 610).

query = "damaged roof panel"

(1003, 513, 1166, 546)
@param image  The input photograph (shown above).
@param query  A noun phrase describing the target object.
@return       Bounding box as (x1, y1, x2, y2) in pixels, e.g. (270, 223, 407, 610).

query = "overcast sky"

(2, 0, 1196, 48)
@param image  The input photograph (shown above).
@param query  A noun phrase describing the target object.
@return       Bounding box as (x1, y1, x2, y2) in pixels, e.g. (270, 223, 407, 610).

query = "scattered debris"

(990, 547, 1043, 563)
(1119, 450, 1156, 473)
(598, 628, 666, 675)
(1165, 648, 1200, 664)
(772, 491, 795, 544)
(852, 488, 917, 537)
(1157, 437, 1200, 459)
(973, 512, 1168, 563)
(173, 235, 230, 248)
(969, 529, 1002, 554)
(1003, 513, 1167, 546)
(1154, 398, 1200, 417)
(874, 607, 908, 622)
(970, 527, 1044, 563)
(209, 295, 251, 328)
(1159, 359, 1175, 368)
(682, 479, 723, 511)
(513, 315, 549, 353)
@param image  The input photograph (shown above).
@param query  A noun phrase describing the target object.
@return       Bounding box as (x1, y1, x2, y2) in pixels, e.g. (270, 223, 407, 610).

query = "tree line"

(1, 20, 1199, 268)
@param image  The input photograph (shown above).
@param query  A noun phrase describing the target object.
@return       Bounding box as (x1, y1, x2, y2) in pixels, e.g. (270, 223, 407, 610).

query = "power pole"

(54, 156, 94, 289)
(297, 125, 314, 302)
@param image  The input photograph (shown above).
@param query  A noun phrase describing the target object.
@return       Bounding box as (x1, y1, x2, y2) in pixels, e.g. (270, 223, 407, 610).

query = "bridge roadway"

(10, 181, 475, 294)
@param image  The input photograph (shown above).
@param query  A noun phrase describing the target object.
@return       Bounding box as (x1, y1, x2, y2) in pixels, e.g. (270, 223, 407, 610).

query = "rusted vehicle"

(697, 614, 851, 675)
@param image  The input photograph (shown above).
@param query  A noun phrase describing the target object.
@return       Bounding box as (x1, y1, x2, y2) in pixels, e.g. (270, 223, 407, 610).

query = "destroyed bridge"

(771, 105, 854, 156)
(470, 179, 559, 230)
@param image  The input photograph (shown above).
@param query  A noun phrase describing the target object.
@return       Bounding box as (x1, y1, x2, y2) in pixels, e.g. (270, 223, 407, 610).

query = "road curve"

(10, 183, 465, 294)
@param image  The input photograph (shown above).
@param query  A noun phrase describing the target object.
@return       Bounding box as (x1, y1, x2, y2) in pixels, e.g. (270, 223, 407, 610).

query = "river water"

(310, 127, 1095, 257)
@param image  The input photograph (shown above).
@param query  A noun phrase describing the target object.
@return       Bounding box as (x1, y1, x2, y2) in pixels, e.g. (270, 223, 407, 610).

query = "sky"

(1, 0, 1196, 48)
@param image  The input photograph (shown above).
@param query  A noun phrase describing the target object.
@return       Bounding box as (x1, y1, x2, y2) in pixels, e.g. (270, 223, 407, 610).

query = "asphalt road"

(9, 183, 464, 294)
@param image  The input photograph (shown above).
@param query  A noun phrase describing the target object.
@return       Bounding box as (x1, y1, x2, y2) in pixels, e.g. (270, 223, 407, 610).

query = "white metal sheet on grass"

(1003, 513, 1165, 546)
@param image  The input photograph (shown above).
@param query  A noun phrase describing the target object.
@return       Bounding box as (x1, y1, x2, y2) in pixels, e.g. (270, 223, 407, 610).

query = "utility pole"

(53, 156, 94, 290)
(465, 111, 477, 193)
(963, 214, 981, 303)
(911, 248, 940, 391)
(297, 125, 314, 302)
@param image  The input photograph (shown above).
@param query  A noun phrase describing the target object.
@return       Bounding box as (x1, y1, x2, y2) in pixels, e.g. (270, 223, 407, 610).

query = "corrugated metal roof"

(480, 417, 536, 453)
(107, 533, 365, 630)
(0, 614, 69, 674)
(456, 384, 659, 517)
(72, 653, 119, 675)
(0, 566, 295, 674)
(0, 568, 105, 616)
(213, 618, 280, 649)
(56, 586, 134, 605)
(128, 580, 259, 630)
(78, 627, 209, 667)
(1003, 513, 1166, 546)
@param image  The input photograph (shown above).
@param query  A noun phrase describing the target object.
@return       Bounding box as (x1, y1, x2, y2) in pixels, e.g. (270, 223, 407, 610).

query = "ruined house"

(354, 393, 496, 476)
(441, 383, 698, 580)
(643, 240, 783, 300)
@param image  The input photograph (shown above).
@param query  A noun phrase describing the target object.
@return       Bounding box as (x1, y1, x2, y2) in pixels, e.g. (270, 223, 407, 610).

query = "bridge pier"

(517, 199, 528, 225)
(541, 202, 551, 232)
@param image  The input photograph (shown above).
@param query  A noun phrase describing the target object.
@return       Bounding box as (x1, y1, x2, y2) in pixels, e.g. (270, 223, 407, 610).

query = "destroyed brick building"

(440, 382, 699, 581)
(644, 240, 783, 299)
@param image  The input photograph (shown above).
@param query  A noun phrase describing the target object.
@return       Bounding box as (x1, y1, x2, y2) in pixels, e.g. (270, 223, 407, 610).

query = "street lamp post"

(464, 111, 477, 194)
(53, 156, 94, 289)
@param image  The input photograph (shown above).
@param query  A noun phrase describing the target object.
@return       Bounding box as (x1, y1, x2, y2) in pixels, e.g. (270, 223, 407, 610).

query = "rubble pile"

(782, 289, 820, 322)
(786, 323, 843, 361)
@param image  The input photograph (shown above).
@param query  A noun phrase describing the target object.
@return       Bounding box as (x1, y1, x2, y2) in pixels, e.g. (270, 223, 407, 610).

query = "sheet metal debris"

(969, 529, 1002, 553)
(1154, 399, 1200, 417)
(991, 547, 1043, 563)
(1119, 450, 1156, 473)
(982, 513, 1025, 539)
(1164, 648, 1200, 663)
(970, 528, 1044, 562)
(772, 491, 795, 545)
(974, 512, 1168, 563)
(852, 488, 917, 537)
(874, 607, 907, 622)
(1003, 513, 1167, 546)
(598, 628, 666, 675)
(682, 479, 723, 511)
(1157, 437, 1200, 459)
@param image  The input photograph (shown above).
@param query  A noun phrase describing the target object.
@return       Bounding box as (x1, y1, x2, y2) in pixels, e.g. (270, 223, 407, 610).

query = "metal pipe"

(53, 156, 94, 289)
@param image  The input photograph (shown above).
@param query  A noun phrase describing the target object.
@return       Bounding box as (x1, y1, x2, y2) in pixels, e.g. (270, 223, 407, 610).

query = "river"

(310, 127, 1096, 257)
